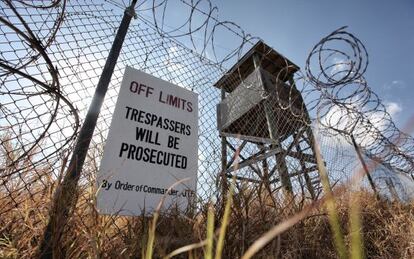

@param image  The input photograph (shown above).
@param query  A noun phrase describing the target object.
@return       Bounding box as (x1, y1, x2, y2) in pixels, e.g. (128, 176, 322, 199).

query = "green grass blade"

(215, 180, 234, 259)
(313, 132, 347, 259)
(205, 204, 215, 259)
(145, 211, 158, 259)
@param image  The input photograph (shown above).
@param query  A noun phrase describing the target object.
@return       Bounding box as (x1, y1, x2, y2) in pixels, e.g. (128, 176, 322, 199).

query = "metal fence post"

(351, 134, 378, 194)
(38, 1, 137, 257)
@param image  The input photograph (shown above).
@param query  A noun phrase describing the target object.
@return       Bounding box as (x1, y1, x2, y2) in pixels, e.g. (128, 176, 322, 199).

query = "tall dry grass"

(0, 174, 413, 258)
(1, 135, 413, 258)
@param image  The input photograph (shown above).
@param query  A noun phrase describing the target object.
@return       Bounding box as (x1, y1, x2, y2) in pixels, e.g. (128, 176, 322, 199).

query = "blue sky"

(209, 0, 414, 196)
(215, 0, 414, 131)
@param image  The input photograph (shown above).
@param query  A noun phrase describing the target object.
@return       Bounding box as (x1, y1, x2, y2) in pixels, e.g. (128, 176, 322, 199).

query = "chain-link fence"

(1, 0, 414, 257)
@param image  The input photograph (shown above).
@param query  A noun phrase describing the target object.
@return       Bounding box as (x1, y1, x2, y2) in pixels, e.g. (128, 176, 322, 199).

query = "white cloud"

(383, 80, 406, 90)
(319, 103, 358, 147)
(384, 101, 402, 117)
(395, 173, 414, 201)
(330, 57, 352, 78)
(319, 100, 403, 149)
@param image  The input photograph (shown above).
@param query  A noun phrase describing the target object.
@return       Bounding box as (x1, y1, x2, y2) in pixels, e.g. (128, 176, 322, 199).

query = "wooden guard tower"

(214, 41, 321, 199)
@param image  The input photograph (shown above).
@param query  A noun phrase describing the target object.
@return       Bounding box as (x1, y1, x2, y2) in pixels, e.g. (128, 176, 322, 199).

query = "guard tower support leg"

(220, 88, 228, 194)
(253, 54, 293, 195)
(288, 76, 317, 199)
(250, 56, 271, 191)
(295, 136, 316, 199)
(264, 99, 293, 194)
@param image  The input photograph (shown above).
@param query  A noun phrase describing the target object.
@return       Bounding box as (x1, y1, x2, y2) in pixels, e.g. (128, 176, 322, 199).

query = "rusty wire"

(0, 0, 411, 206)
(0, 0, 80, 213)
(304, 26, 414, 178)
(0, 1, 413, 254)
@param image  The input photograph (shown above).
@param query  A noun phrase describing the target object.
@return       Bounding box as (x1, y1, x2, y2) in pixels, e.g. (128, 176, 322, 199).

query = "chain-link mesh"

(1, 0, 414, 256)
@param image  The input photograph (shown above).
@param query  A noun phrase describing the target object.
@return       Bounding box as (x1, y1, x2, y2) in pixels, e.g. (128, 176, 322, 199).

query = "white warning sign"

(97, 66, 198, 216)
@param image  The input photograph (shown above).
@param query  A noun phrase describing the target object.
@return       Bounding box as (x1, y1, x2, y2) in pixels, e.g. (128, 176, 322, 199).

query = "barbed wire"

(0, 0, 79, 178)
(304, 26, 414, 178)
(0, 1, 413, 253)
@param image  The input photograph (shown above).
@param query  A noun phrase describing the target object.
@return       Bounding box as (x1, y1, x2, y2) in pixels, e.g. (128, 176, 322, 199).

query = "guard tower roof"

(214, 40, 300, 93)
